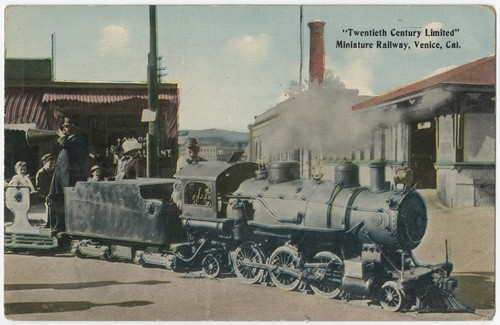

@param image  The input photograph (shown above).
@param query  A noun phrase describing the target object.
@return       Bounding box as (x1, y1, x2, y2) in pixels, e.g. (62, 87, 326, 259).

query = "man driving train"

(172, 137, 207, 208)
(176, 137, 206, 172)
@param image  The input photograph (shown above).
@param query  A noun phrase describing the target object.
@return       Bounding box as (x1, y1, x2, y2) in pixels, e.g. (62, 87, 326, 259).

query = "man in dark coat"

(47, 117, 88, 229)
(53, 118, 89, 189)
(122, 138, 146, 179)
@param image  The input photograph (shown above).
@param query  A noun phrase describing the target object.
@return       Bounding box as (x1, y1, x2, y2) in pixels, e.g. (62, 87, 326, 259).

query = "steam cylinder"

(231, 201, 245, 241)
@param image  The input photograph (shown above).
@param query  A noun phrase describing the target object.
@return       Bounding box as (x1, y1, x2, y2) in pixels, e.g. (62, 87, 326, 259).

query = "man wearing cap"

(172, 137, 206, 208)
(47, 117, 88, 230)
(35, 153, 56, 200)
(51, 117, 89, 189)
(176, 137, 207, 172)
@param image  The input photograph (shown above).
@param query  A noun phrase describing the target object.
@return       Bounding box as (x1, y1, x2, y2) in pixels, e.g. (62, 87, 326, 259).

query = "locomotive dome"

(267, 160, 300, 184)
(334, 162, 360, 188)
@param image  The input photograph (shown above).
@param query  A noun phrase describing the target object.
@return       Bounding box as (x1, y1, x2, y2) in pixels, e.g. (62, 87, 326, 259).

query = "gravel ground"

(414, 190, 495, 318)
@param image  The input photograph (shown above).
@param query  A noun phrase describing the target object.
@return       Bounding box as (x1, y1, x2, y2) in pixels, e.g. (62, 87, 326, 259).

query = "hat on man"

(41, 153, 55, 163)
(122, 138, 142, 154)
(62, 117, 78, 127)
(90, 165, 101, 173)
(184, 137, 200, 149)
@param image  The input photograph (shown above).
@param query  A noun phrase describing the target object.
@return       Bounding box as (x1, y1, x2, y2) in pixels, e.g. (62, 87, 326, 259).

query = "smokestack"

(308, 20, 326, 86)
(369, 160, 386, 192)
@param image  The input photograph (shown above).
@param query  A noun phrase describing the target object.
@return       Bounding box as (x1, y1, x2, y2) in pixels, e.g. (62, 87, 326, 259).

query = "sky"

(3, 3, 496, 132)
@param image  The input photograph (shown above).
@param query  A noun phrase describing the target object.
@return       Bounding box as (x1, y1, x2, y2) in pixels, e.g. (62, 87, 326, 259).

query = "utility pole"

(146, 5, 160, 177)
(299, 6, 303, 86)
(51, 33, 56, 81)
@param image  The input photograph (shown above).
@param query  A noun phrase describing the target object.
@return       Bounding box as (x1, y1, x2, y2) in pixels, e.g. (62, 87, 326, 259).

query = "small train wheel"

(75, 250, 86, 259)
(309, 251, 344, 299)
(164, 254, 178, 271)
(379, 281, 406, 312)
(269, 246, 302, 291)
(202, 254, 221, 278)
(233, 242, 265, 284)
(103, 251, 113, 262)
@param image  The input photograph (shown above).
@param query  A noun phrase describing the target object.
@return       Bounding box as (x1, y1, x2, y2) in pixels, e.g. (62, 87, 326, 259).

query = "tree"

(323, 69, 345, 89)
(284, 79, 306, 98)
(284, 68, 345, 97)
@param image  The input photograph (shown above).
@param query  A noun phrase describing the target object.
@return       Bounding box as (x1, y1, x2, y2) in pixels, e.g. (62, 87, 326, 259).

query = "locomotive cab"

(175, 161, 258, 220)
(172, 161, 258, 276)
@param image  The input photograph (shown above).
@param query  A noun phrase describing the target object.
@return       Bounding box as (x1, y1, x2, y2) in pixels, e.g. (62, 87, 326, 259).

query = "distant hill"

(179, 129, 249, 146)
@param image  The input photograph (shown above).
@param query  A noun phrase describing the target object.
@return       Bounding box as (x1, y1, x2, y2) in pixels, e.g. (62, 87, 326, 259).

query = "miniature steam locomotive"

(4, 160, 461, 312)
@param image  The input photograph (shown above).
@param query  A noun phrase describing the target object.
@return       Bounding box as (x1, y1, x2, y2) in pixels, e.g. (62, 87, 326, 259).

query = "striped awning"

(4, 91, 49, 129)
(5, 87, 179, 137)
(40, 89, 179, 138)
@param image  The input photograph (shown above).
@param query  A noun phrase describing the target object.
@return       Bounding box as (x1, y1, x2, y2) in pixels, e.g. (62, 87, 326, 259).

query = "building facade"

(248, 20, 371, 179)
(5, 58, 180, 179)
(247, 20, 495, 208)
(178, 129, 249, 162)
(353, 55, 495, 207)
(249, 86, 371, 179)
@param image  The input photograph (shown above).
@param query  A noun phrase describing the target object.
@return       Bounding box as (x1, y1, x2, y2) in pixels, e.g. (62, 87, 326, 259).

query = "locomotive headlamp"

(394, 168, 414, 187)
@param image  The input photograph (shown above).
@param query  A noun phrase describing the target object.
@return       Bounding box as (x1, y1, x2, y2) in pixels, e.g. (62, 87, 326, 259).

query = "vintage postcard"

(3, 3, 496, 321)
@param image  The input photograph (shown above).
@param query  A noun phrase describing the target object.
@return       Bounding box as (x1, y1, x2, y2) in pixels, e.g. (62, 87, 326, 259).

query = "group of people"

(7, 117, 151, 202)
(7, 116, 208, 214)
(84, 137, 147, 182)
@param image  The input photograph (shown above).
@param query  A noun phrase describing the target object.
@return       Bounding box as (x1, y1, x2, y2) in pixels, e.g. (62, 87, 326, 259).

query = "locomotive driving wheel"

(75, 250, 86, 259)
(233, 242, 265, 284)
(379, 281, 406, 312)
(202, 254, 221, 278)
(309, 251, 344, 299)
(269, 246, 302, 291)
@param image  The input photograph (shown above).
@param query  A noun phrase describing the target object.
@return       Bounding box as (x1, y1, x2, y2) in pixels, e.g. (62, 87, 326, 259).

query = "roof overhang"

(355, 83, 495, 113)
(353, 55, 496, 112)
